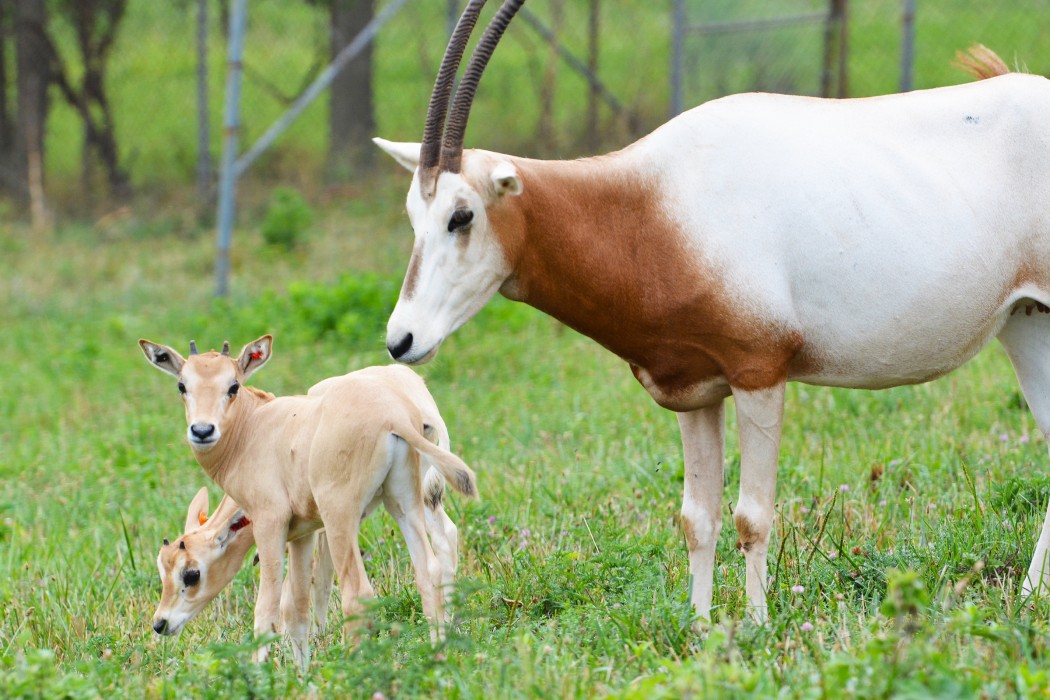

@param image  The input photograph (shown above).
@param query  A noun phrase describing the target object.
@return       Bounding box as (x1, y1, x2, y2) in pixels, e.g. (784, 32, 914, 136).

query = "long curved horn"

(189, 341, 198, 356)
(441, 0, 525, 174)
(419, 0, 489, 192)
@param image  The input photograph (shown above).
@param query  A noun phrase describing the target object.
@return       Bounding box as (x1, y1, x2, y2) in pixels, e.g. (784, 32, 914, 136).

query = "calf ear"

(184, 487, 210, 533)
(139, 340, 185, 378)
(237, 335, 272, 379)
(216, 510, 252, 548)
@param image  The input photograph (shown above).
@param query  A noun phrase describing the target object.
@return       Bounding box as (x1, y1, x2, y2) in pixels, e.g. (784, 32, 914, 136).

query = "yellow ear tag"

(198, 511, 208, 526)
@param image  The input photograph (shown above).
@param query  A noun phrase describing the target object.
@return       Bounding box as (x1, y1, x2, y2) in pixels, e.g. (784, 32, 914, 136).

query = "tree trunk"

(0, 0, 13, 174)
(327, 0, 374, 178)
(49, 0, 131, 205)
(14, 0, 49, 211)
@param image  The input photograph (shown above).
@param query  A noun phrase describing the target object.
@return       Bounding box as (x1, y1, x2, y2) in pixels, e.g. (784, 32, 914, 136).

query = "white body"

(377, 71, 1050, 621)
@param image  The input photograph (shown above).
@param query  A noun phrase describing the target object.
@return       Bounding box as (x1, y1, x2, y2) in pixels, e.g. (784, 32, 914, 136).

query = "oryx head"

(152, 488, 254, 636)
(138, 335, 272, 452)
(376, 0, 525, 364)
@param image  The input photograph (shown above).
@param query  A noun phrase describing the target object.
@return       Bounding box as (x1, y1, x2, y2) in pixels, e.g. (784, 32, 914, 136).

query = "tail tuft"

(954, 44, 1011, 80)
(454, 468, 477, 498)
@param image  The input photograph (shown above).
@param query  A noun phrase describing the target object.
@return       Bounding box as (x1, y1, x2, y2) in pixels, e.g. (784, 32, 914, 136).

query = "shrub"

(260, 187, 314, 250)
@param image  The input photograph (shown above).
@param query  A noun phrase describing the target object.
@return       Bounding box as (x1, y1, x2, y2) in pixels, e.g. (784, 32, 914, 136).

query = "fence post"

(196, 0, 212, 207)
(587, 0, 599, 151)
(900, 0, 916, 92)
(214, 0, 247, 298)
(670, 0, 685, 116)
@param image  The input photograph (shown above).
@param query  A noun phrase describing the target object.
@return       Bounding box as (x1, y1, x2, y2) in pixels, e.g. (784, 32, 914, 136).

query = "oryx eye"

(177, 382, 186, 395)
(448, 208, 473, 232)
(183, 569, 200, 587)
(228, 382, 239, 397)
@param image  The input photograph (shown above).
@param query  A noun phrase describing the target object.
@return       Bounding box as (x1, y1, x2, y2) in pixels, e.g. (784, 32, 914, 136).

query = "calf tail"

(954, 44, 1011, 80)
(396, 426, 478, 499)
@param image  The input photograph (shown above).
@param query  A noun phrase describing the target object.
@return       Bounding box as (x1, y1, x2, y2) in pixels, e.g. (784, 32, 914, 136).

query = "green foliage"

(260, 187, 314, 251)
(2, 199, 1050, 696)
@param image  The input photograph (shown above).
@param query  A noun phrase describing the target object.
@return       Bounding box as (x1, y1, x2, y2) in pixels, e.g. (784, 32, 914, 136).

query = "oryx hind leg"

(998, 308, 1050, 598)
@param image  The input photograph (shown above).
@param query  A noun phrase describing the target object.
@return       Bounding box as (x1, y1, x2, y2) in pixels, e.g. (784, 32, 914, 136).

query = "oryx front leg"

(251, 519, 288, 662)
(731, 384, 786, 622)
(283, 533, 316, 670)
(677, 402, 726, 623)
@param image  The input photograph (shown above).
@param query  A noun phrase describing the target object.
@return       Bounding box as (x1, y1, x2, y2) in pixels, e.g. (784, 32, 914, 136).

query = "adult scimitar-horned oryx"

(376, 0, 1050, 623)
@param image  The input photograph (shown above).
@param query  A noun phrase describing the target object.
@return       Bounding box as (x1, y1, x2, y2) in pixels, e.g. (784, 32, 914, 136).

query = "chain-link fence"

(673, 0, 1048, 110)
(12, 0, 1050, 217)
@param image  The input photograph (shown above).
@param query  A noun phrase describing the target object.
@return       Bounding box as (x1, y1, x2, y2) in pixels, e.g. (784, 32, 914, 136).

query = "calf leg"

(676, 402, 726, 622)
(283, 533, 316, 670)
(311, 532, 335, 635)
(385, 438, 443, 642)
(319, 517, 375, 643)
(998, 312, 1050, 597)
(731, 384, 786, 621)
(251, 519, 289, 662)
(422, 467, 459, 617)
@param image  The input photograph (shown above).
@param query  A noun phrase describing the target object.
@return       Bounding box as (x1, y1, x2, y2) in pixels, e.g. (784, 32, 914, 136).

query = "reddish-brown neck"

(487, 157, 801, 402)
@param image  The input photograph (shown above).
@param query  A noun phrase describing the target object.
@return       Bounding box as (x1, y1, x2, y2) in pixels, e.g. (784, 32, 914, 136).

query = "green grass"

(1, 176, 1050, 697)
(38, 0, 1050, 201)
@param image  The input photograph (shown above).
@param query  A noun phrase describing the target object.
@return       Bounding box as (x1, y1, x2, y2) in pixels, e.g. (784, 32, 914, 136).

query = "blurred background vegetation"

(0, 0, 1047, 225)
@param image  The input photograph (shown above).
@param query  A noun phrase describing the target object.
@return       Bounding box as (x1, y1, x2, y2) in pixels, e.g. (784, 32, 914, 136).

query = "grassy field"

(2, 170, 1050, 697)
(38, 0, 1050, 204)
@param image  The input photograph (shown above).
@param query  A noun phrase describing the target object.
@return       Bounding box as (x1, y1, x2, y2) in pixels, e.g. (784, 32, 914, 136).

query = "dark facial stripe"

(403, 249, 423, 299)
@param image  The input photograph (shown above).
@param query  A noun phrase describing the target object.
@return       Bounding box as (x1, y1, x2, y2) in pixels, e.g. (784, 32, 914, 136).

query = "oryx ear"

(216, 509, 252, 547)
(184, 487, 210, 534)
(236, 334, 272, 379)
(491, 161, 523, 197)
(139, 340, 185, 378)
(373, 138, 421, 172)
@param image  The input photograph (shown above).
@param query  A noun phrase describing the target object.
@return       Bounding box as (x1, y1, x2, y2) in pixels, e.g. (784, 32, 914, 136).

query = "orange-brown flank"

(487, 156, 803, 409)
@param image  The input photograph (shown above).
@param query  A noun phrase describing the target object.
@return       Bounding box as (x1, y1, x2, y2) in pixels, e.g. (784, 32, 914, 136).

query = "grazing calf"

(380, 2, 1050, 623)
(152, 487, 337, 640)
(140, 336, 476, 666)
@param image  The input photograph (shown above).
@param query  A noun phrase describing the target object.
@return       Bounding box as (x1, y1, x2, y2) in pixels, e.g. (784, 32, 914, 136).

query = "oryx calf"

(153, 488, 337, 639)
(140, 336, 476, 666)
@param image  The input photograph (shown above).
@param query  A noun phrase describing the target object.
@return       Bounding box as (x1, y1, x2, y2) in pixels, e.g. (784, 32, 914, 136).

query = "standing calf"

(140, 336, 476, 666)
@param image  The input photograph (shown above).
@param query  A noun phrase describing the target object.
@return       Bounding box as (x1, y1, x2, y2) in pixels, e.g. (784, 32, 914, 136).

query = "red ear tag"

(198, 511, 208, 526)
(230, 516, 251, 532)
(250, 350, 263, 361)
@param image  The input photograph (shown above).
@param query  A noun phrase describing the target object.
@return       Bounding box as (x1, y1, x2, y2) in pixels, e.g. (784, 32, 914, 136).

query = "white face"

(139, 336, 272, 451)
(152, 512, 252, 636)
(153, 538, 213, 636)
(376, 140, 523, 364)
(175, 358, 242, 452)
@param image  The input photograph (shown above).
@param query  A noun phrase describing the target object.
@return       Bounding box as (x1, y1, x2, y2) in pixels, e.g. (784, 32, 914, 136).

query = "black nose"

(153, 618, 168, 634)
(190, 423, 215, 440)
(387, 333, 414, 361)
